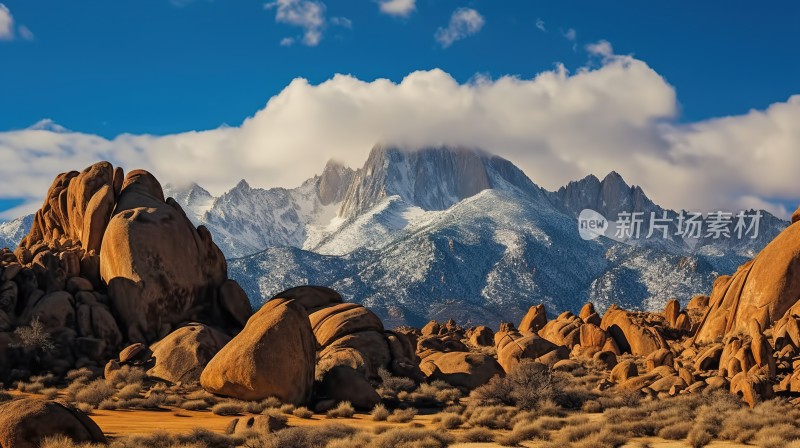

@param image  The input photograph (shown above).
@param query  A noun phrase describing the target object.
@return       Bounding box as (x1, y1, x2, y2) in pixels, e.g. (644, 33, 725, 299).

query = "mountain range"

(0, 145, 787, 327)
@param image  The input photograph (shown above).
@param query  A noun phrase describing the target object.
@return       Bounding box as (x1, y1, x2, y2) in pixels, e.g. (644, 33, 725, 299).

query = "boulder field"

(4, 162, 800, 444)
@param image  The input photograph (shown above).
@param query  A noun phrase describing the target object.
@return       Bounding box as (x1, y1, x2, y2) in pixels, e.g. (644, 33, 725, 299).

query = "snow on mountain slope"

(0, 215, 33, 250)
(162, 183, 215, 225)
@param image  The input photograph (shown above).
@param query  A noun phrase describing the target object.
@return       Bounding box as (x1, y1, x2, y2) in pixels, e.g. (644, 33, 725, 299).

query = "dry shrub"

(75, 402, 94, 414)
(117, 383, 142, 400)
(581, 399, 602, 413)
(41, 387, 60, 400)
(247, 423, 359, 448)
(378, 368, 416, 395)
(497, 421, 544, 446)
(386, 407, 417, 423)
(472, 361, 589, 411)
(259, 396, 282, 409)
(108, 365, 147, 387)
(279, 403, 296, 414)
(326, 401, 356, 419)
(0, 391, 12, 403)
(74, 379, 116, 407)
(405, 381, 462, 407)
(212, 401, 247, 416)
(657, 421, 692, 440)
(371, 428, 453, 448)
(292, 407, 314, 419)
(459, 427, 495, 443)
(181, 399, 211, 411)
(688, 427, 712, 448)
(553, 420, 602, 444)
(436, 412, 463, 429)
(466, 405, 517, 430)
(65, 368, 95, 382)
(371, 404, 390, 421)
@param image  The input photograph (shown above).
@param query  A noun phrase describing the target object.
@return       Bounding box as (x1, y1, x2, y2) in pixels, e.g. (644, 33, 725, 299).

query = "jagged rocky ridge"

(1, 146, 787, 329)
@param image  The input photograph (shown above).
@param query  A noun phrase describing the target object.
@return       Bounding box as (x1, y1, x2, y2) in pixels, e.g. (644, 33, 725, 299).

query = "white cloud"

(435, 8, 484, 48)
(587, 40, 613, 58)
(280, 36, 295, 46)
(378, 0, 416, 17)
(562, 27, 576, 41)
(330, 16, 352, 29)
(17, 25, 32, 40)
(2, 47, 800, 220)
(0, 4, 15, 40)
(535, 18, 546, 32)
(265, 0, 326, 46)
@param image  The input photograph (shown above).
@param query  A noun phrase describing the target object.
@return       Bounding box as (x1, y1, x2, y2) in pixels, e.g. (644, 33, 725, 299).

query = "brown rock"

(420, 352, 503, 389)
(270, 285, 343, 312)
(147, 323, 231, 384)
(730, 371, 774, 407)
(519, 304, 547, 333)
(316, 365, 381, 410)
(674, 312, 692, 333)
(467, 325, 494, 347)
(65, 276, 93, 295)
(421, 320, 440, 337)
(317, 330, 391, 379)
(119, 342, 150, 364)
(579, 303, 596, 321)
(309, 302, 384, 348)
(687, 295, 710, 310)
(664, 299, 680, 327)
(496, 331, 565, 373)
(0, 398, 106, 448)
(645, 348, 675, 371)
(694, 219, 800, 343)
(593, 351, 617, 370)
(694, 343, 724, 372)
(200, 298, 315, 404)
(610, 360, 638, 383)
(0, 281, 17, 314)
(579, 323, 607, 348)
(231, 414, 287, 435)
(100, 170, 230, 342)
(601, 306, 668, 356)
(538, 311, 581, 347)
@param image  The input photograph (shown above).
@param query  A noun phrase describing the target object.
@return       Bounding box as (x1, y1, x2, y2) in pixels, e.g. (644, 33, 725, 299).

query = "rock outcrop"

(0, 398, 106, 448)
(0, 162, 251, 382)
(694, 216, 800, 343)
(200, 298, 316, 404)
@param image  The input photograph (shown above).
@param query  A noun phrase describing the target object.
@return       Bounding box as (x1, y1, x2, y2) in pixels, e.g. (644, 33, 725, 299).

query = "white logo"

(578, 209, 608, 241)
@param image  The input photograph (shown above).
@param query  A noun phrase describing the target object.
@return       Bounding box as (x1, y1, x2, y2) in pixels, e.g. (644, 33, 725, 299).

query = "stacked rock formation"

(200, 286, 424, 410)
(0, 162, 251, 381)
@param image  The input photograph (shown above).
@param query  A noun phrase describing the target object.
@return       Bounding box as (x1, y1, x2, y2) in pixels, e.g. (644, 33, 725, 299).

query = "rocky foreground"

(2, 162, 800, 447)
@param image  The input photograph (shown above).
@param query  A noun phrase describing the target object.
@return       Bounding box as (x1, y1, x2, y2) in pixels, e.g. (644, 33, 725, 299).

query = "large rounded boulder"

(0, 398, 106, 448)
(100, 170, 230, 342)
(147, 323, 231, 384)
(694, 216, 800, 343)
(200, 298, 316, 404)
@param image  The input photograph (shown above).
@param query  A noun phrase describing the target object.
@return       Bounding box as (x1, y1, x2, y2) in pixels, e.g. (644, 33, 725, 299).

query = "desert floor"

(84, 405, 747, 448)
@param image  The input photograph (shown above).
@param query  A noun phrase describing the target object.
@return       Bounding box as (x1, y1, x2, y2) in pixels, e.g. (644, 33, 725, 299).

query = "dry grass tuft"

(326, 401, 356, 419)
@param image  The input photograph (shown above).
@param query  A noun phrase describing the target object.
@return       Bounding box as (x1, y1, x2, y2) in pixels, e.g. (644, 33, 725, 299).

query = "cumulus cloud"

(0, 4, 15, 40)
(378, 0, 416, 17)
(2, 48, 799, 220)
(587, 40, 613, 58)
(535, 18, 546, 32)
(330, 16, 352, 29)
(435, 8, 484, 48)
(265, 0, 327, 46)
(562, 27, 576, 41)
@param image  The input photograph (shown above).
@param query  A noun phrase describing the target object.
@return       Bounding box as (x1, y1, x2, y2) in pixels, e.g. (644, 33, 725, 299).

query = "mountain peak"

(338, 145, 535, 218)
(234, 179, 251, 191)
(318, 159, 355, 205)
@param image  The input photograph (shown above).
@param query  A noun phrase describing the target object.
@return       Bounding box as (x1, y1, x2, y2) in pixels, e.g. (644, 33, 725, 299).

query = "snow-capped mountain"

(0, 215, 33, 251)
(221, 145, 785, 327)
(0, 145, 787, 327)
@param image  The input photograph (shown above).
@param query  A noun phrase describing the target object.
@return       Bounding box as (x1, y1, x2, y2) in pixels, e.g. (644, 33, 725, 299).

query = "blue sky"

(1, 0, 799, 219)
(2, 0, 799, 137)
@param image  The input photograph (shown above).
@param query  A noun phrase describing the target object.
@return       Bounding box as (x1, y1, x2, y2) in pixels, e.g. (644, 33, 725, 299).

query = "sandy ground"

(8, 391, 748, 447)
(88, 407, 749, 448)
